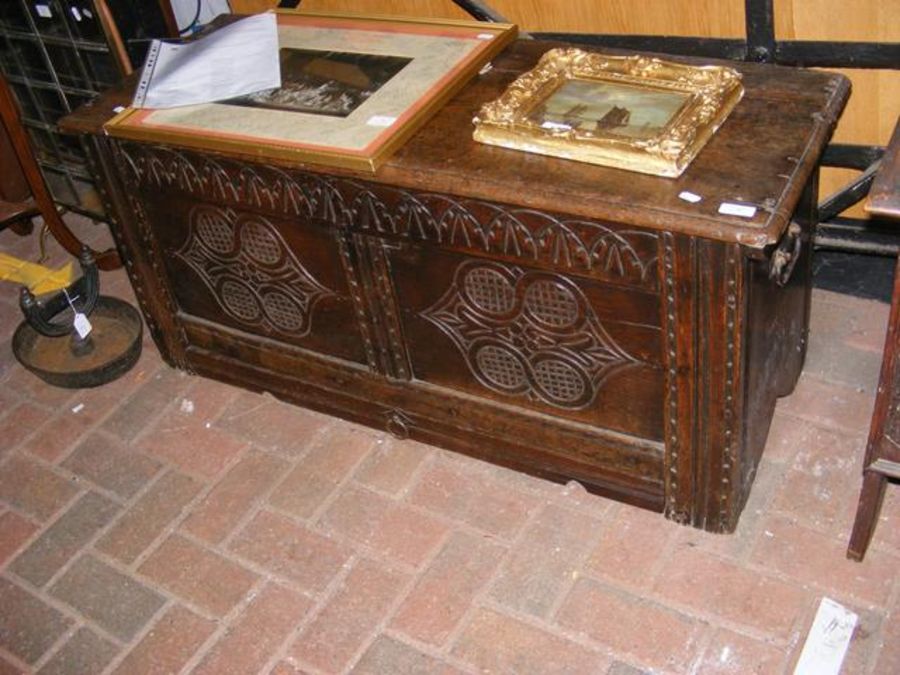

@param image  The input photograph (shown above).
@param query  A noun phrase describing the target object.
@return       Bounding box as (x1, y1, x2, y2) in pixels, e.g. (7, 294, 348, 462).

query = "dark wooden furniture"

(0, 0, 175, 222)
(0, 75, 119, 268)
(0, 90, 36, 235)
(847, 119, 900, 560)
(61, 40, 849, 532)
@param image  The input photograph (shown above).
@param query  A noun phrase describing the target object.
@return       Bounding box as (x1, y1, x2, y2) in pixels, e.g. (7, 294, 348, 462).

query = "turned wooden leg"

(8, 217, 34, 236)
(847, 470, 888, 561)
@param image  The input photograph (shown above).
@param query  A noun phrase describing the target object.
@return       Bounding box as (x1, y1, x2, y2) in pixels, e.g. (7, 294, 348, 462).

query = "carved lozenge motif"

(423, 260, 639, 409)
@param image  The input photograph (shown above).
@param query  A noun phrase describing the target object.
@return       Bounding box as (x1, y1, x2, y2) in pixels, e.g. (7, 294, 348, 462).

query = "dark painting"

(227, 48, 412, 117)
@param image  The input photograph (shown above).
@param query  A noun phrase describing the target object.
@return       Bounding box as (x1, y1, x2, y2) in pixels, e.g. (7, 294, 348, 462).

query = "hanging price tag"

(35, 4, 52, 18)
(73, 312, 92, 339)
(63, 288, 91, 339)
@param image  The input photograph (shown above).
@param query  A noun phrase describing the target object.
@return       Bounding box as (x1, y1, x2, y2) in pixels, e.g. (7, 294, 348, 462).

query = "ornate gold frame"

(473, 48, 744, 177)
(104, 10, 517, 173)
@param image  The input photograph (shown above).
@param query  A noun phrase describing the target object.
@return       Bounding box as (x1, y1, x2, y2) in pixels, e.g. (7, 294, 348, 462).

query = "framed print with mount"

(473, 48, 743, 177)
(104, 10, 517, 172)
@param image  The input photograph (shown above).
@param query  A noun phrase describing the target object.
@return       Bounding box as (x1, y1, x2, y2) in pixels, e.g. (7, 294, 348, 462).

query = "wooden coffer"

(86, 134, 821, 534)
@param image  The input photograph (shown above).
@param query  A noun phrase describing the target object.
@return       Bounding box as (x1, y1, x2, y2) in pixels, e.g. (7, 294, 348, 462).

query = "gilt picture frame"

(104, 10, 516, 172)
(473, 48, 744, 177)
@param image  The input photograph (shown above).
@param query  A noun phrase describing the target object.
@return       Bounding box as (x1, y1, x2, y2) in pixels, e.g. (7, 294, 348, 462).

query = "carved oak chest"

(64, 40, 849, 532)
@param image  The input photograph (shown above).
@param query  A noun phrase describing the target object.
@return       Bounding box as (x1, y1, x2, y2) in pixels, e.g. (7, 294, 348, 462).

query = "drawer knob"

(385, 410, 411, 440)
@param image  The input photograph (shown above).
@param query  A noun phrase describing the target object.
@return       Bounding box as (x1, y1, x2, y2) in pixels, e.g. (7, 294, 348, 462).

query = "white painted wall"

(168, 0, 232, 32)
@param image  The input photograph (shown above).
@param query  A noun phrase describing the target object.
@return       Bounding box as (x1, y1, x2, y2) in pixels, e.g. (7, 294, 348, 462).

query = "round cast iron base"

(12, 296, 143, 389)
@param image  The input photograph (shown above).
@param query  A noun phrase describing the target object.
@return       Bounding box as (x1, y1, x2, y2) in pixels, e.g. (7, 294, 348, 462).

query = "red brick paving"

(194, 583, 311, 675)
(138, 535, 258, 616)
(289, 559, 406, 672)
(111, 605, 217, 675)
(1, 221, 899, 673)
(0, 511, 38, 566)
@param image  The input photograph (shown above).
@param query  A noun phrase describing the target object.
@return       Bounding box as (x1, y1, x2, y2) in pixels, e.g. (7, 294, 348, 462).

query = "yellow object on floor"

(0, 253, 74, 295)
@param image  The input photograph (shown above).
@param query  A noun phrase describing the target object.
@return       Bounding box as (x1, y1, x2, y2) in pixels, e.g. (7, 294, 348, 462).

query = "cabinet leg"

(847, 470, 888, 561)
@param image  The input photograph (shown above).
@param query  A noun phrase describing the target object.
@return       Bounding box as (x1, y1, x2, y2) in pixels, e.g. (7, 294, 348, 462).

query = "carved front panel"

(111, 139, 665, 437)
(422, 260, 637, 410)
(392, 248, 665, 439)
(177, 205, 336, 338)
(141, 196, 369, 366)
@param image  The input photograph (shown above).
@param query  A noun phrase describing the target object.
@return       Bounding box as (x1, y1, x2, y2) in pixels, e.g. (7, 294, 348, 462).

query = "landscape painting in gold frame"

(473, 48, 744, 177)
(105, 10, 516, 172)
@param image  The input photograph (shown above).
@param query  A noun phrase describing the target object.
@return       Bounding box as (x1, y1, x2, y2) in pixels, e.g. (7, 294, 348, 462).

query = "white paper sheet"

(133, 12, 281, 109)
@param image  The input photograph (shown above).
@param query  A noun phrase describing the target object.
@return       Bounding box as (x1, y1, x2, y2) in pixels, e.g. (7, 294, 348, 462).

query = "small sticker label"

(477, 33, 495, 40)
(541, 120, 572, 131)
(83, 7, 93, 18)
(718, 202, 757, 218)
(678, 191, 702, 203)
(793, 597, 858, 675)
(113, 105, 125, 113)
(73, 312, 92, 339)
(366, 115, 396, 127)
(71, 6, 82, 21)
(35, 4, 52, 18)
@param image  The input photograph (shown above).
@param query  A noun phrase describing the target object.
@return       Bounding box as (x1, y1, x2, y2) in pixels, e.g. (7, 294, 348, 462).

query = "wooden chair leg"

(8, 218, 34, 236)
(0, 75, 120, 270)
(847, 470, 888, 561)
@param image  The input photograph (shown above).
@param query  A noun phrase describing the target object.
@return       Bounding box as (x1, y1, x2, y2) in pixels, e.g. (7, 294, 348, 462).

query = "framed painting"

(105, 10, 517, 172)
(473, 48, 744, 177)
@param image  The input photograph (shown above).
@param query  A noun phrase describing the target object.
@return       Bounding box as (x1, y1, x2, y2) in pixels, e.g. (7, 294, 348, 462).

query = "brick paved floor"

(1, 217, 898, 674)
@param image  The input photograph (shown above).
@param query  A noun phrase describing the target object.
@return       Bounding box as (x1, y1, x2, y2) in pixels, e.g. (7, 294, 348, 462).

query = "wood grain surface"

(230, 0, 897, 218)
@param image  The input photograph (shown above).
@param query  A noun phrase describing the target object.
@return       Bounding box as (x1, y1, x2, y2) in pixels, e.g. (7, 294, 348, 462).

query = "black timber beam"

(822, 144, 886, 171)
(745, 0, 775, 62)
(531, 33, 747, 60)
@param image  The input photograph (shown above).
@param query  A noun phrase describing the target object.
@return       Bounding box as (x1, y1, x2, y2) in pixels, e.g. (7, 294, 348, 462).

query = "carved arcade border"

(112, 141, 660, 291)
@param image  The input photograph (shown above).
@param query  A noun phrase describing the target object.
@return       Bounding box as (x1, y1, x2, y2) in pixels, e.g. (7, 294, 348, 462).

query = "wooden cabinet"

(62, 39, 849, 532)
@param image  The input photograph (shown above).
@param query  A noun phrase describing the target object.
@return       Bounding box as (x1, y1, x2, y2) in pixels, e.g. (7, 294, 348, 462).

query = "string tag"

(73, 313, 92, 339)
(64, 289, 92, 339)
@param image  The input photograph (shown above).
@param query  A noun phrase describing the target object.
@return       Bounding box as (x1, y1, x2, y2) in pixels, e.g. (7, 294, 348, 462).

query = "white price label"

(678, 191, 702, 203)
(73, 312, 92, 339)
(71, 7, 82, 21)
(366, 115, 396, 128)
(718, 202, 757, 218)
(793, 598, 858, 675)
(477, 33, 495, 40)
(35, 4, 52, 18)
(541, 120, 572, 131)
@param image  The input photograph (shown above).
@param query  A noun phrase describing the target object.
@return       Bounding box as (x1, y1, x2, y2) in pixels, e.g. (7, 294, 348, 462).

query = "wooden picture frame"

(473, 48, 743, 177)
(104, 10, 517, 172)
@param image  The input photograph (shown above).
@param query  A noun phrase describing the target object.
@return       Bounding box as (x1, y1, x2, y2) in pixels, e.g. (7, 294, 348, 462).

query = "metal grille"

(0, 0, 169, 219)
